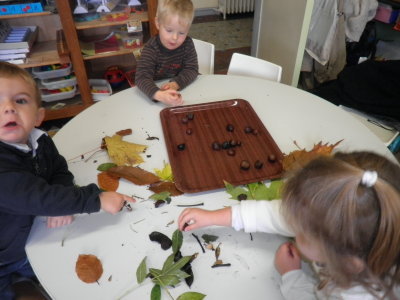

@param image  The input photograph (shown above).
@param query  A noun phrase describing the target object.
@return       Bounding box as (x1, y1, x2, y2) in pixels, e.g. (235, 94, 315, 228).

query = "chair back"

(193, 38, 215, 75)
(227, 53, 282, 82)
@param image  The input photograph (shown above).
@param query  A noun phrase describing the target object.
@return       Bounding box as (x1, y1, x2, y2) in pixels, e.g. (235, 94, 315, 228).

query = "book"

(4, 58, 25, 64)
(0, 25, 38, 50)
(0, 53, 27, 60)
(0, 48, 29, 54)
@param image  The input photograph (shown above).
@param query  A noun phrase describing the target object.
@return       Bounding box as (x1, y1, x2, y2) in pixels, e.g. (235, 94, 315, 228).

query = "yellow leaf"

(104, 135, 147, 166)
(154, 162, 174, 182)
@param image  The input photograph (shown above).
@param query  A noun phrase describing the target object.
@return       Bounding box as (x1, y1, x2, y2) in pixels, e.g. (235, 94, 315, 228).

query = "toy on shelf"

(97, 0, 120, 12)
(74, 0, 88, 14)
(104, 66, 126, 88)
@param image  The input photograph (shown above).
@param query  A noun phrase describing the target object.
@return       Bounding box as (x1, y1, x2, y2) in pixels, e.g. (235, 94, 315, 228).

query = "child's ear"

(35, 107, 45, 127)
(155, 14, 160, 30)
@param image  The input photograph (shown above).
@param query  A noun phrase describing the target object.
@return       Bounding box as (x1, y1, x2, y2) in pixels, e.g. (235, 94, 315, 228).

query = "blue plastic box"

(0, 3, 43, 15)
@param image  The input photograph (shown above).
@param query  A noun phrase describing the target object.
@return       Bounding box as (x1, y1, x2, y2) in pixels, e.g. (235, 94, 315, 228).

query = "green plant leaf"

(201, 234, 218, 244)
(136, 256, 147, 284)
(162, 256, 192, 276)
(172, 229, 183, 254)
(224, 180, 249, 200)
(151, 284, 161, 300)
(153, 274, 181, 287)
(177, 292, 206, 300)
(162, 254, 175, 273)
(149, 268, 162, 278)
(97, 162, 117, 171)
(150, 191, 171, 202)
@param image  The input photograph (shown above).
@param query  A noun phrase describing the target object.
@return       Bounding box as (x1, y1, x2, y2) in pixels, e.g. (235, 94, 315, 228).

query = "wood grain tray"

(160, 99, 283, 193)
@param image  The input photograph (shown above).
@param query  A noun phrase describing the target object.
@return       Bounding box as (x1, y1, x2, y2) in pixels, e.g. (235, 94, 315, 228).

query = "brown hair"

(157, 0, 194, 26)
(281, 151, 400, 297)
(0, 61, 42, 106)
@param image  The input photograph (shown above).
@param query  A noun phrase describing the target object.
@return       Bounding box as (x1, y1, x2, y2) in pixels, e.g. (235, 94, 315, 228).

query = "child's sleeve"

(171, 37, 198, 90)
(280, 270, 318, 300)
(231, 200, 293, 236)
(136, 43, 161, 100)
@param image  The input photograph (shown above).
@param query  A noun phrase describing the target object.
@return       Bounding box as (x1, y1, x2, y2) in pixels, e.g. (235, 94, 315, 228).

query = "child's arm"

(178, 207, 232, 231)
(153, 89, 183, 106)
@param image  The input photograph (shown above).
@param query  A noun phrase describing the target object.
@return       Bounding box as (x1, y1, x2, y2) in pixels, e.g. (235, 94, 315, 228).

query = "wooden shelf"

(83, 46, 141, 60)
(21, 41, 62, 68)
(0, 11, 52, 20)
(75, 12, 149, 30)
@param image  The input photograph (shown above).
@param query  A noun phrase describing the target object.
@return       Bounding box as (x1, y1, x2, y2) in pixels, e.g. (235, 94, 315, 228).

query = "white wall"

(192, 0, 218, 9)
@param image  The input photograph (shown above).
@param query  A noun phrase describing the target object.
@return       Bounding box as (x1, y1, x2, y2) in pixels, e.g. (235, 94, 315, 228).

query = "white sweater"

(230, 200, 385, 300)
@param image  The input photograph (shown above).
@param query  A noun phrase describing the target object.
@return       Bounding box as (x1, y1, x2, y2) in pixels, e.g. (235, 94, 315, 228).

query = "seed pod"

(254, 160, 263, 169)
(240, 160, 250, 170)
(226, 124, 234, 132)
(149, 231, 172, 250)
(268, 154, 277, 163)
(177, 143, 185, 151)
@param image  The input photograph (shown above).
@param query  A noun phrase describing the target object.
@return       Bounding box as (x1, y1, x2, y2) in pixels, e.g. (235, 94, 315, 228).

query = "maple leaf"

(103, 134, 147, 166)
(282, 140, 343, 172)
(154, 162, 174, 182)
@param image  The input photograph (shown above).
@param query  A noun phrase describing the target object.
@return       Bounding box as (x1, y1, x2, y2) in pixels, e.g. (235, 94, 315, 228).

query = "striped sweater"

(136, 35, 198, 100)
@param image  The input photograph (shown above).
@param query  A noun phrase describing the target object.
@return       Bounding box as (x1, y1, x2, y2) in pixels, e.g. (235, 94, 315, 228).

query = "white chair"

(193, 38, 215, 75)
(227, 53, 283, 83)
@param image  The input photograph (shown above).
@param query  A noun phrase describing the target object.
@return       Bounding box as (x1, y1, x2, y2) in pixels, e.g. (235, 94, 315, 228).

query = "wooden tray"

(160, 99, 283, 193)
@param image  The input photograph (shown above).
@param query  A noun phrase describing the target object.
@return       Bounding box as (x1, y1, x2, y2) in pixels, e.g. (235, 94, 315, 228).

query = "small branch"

(211, 263, 231, 268)
(192, 233, 205, 253)
(67, 146, 102, 162)
(176, 203, 204, 207)
(163, 287, 175, 300)
(250, 233, 253, 241)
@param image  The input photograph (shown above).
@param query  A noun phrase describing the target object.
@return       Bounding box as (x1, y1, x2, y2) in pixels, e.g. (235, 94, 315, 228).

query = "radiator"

(219, 0, 255, 19)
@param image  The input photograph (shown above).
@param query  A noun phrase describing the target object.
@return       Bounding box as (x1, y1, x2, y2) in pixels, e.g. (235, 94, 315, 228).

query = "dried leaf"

(149, 181, 183, 196)
(104, 134, 147, 166)
(154, 162, 174, 182)
(149, 231, 172, 250)
(106, 166, 159, 185)
(201, 234, 218, 244)
(177, 292, 206, 300)
(282, 140, 343, 172)
(136, 257, 147, 284)
(97, 172, 119, 191)
(116, 128, 132, 136)
(75, 254, 103, 283)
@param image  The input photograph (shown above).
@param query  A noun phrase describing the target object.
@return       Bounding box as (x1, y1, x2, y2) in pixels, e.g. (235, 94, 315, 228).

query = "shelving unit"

(0, 0, 158, 121)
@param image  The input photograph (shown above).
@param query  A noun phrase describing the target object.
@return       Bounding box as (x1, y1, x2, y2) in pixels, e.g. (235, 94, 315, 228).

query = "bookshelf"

(0, 0, 158, 121)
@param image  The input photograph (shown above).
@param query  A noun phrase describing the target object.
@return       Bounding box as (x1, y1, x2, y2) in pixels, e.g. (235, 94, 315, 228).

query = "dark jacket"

(0, 134, 101, 264)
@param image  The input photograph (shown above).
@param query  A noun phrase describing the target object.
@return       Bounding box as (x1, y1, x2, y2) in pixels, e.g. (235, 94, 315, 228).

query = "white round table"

(25, 75, 394, 300)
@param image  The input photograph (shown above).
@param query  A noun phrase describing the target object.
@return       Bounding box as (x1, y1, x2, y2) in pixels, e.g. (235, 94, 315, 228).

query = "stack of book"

(0, 22, 38, 65)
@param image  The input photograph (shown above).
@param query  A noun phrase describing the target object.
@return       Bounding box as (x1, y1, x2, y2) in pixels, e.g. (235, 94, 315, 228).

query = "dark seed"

(154, 199, 165, 208)
(177, 144, 185, 151)
(252, 129, 259, 135)
(229, 139, 237, 147)
(238, 194, 247, 201)
(240, 160, 250, 170)
(244, 126, 253, 134)
(187, 113, 194, 120)
(222, 141, 230, 149)
(254, 160, 263, 169)
(186, 128, 192, 135)
(212, 142, 221, 150)
(226, 124, 234, 132)
(268, 154, 276, 163)
(227, 149, 236, 156)
(237, 141, 242, 147)
(181, 117, 188, 124)
(149, 231, 172, 250)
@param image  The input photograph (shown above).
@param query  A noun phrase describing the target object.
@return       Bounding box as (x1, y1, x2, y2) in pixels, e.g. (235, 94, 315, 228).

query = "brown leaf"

(76, 254, 103, 283)
(282, 140, 342, 172)
(97, 172, 119, 191)
(116, 128, 132, 136)
(148, 181, 183, 196)
(107, 166, 160, 185)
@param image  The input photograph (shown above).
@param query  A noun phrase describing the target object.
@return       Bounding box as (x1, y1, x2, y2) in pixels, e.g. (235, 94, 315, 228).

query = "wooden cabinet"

(0, 0, 157, 121)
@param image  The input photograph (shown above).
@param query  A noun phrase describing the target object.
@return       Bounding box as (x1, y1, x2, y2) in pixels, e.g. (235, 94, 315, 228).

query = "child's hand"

(178, 207, 232, 231)
(154, 89, 183, 106)
(47, 216, 74, 228)
(160, 81, 180, 91)
(99, 192, 135, 214)
(274, 242, 301, 275)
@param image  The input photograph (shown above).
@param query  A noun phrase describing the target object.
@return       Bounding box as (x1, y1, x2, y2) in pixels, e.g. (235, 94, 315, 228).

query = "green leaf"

(266, 180, 284, 199)
(162, 254, 175, 273)
(97, 162, 117, 171)
(224, 180, 249, 200)
(153, 274, 181, 287)
(162, 256, 192, 276)
(149, 268, 162, 278)
(151, 284, 161, 300)
(172, 229, 183, 254)
(136, 256, 147, 284)
(177, 292, 206, 300)
(150, 191, 171, 201)
(201, 234, 218, 244)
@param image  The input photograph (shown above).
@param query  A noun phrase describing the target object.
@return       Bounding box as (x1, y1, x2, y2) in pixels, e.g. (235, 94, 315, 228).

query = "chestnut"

(240, 160, 250, 170)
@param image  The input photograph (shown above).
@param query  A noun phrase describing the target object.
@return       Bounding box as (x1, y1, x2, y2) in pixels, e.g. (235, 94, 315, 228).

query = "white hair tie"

(361, 170, 378, 187)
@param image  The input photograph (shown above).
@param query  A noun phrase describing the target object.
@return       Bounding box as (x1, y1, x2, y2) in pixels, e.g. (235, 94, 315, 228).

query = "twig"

(211, 263, 231, 268)
(192, 233, 205, 253)
(176, 202, 204, 207)
(84, 149, 105, 162)
(67, 146, 102, 162)
(250, 233, 253, 241)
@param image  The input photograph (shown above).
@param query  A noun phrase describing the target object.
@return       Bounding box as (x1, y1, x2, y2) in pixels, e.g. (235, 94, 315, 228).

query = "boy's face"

(156, 14, 191, 50)
(0, 77, 44, 144)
